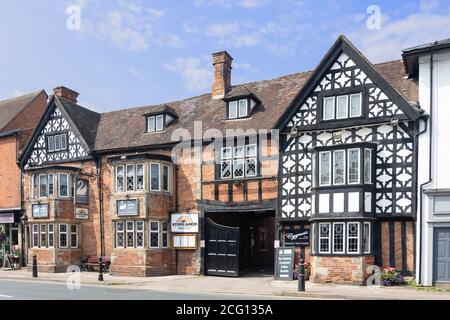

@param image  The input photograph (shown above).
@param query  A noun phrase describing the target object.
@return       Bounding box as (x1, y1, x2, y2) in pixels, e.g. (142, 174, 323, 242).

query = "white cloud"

(194, 0, 268, 9)
(164, 57, 212, 92)
(237, 0, 268, 8)
(349, 11, 450, 62)
(420, 0, 441, 13)
(206, 21, 240, 38)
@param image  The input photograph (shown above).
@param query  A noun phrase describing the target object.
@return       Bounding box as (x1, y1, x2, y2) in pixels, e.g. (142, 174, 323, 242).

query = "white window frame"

(147, 116, 156, 132)
(347, 148, 360, 185)
(58, 224, 68, 249)
(48, 174, 54, 197)
(228, 101, 238, 119)
(39, 224, 47, 248)
(363, 222, 371, 254)
(155, 115, 164, 131)
(149, 220, 160, 249)
(61, 133, 67, 150)
(364, 148, 372, 184)
(126, 221, 135, 248)
(233, 158, 245, 178)
(115, 221, 125, 248)
(319, 151, 332, 187)
(58, 173, 69, 197)
(238, 99, 248, 117)
(161, 221, 169, 248)
(336, 95, 349, 119)
(70, 224, 78, 248)
(125, 164, 135, 192)
(32, 224, 39, 248)
(136, 163, 145, 191)
(48, 224, 54, 248)
(162, 165, 170, 192)
(323, 97, 335, 121)
(136, 221, 145, 248)
(333, 150, 346, 186)
(346, 222, 360, 254)
(150, 163, 161, 191)
(311, 224, 316, 254)
(332, 222, 346, 254)
(47, 135, 55, 152)
(318, 223, 331, 254)
(115, 165, 125, 192)
(349, 93, 362, 118)
(39, 174, 47, 198)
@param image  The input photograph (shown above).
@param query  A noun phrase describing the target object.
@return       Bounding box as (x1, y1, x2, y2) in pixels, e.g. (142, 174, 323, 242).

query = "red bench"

(81, 256, 111, 272)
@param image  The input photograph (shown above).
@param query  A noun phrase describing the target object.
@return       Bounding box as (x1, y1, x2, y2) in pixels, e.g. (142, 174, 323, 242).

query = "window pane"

(126, 221, 134, 247)
(333, 223, 344, 253)
(54, 135, 61, 151)
(156, 115, 164, 131)
(47, 136, 55, 152)
(311, 224, 316, 254)
(363, 223, 371, 253)
(238, 99, 248, 117)
(221, 160, 232, 179)
(347, 223, 359, 253)
(333, 150, 345, 185)
(61, 134, 67, 150)
(228, 101, 238, 119)
(116, 166, 124, 191)
(234, 146, 245, 158)
(48, 174, 54, 196)
(312, 154, 316, 188)
(59, 174, 68, 197)
(126, 165, 135, 191)
(336, 95, 348, 119)
(162, 165, 169, 191)
(323, 97, 335, 120)
(233, 159, 244, 178)
(364, 149, 372, 184)
(116, 221, 124, 248)
(245, 144, 257, 157)
(348, 149, 360, 184)
(319, 152, 331, 186)
(319, 223, 330, 253)
(32, 175, 39, 199)
(40, 224, 47, 247)
(39, 175, 47, 198)
(147, 116, 155, 132)
(150, 164, 160, 190)
(136, 164, 144, 191)
(350, 94, 362, 117)
(245, 158, 257, 177)
(221, 147, 232, 159)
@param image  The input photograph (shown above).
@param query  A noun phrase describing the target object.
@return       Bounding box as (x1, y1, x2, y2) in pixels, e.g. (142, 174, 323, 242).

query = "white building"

(403, 39, 450, 285)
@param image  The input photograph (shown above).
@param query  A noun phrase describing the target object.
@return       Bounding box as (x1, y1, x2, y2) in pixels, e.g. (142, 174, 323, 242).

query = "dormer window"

(227, 97, 257, 120)
(146, 114, 165, 133)
(322, 93, 362, 121)
(145, 107, 177, 133)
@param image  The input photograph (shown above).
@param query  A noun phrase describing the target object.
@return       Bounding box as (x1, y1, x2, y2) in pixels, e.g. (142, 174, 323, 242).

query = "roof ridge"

(0, 89, 44, 104)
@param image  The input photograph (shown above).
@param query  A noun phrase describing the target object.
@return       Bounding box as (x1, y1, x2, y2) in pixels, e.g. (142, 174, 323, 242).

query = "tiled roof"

(92, 60, 418, 151)
(0, 90, 45, 132)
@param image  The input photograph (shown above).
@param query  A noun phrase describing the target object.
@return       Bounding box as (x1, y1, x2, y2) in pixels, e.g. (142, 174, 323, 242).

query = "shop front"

(0, 211, 22, 269)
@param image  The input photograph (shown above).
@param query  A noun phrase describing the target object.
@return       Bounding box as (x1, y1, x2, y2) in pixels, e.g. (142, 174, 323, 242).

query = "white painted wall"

(417, 48, 450, 286)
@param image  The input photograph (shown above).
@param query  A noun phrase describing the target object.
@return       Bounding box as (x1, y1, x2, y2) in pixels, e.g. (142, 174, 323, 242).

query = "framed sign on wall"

(173, 234, 196, 249)
(75, 208, 89, 220)
(117, 199, 139, 216)
(75, 179, 89, 204)
(171, 213, 199, 233)
(32, 204, 49, 218)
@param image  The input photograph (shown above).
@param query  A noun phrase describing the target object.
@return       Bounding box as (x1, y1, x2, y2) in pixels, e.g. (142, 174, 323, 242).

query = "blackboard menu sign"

(275, 247, 295, 280)
(284, 228, 309, 247)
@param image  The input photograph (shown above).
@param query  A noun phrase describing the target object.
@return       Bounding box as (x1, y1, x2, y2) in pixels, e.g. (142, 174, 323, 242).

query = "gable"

(25, 106, 90, 166)
(278, 37, 421, 132)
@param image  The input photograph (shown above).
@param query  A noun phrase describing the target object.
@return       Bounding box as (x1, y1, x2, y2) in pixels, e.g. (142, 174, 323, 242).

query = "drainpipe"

(96, 154, 105, 257)
(417, 51, 434, 285)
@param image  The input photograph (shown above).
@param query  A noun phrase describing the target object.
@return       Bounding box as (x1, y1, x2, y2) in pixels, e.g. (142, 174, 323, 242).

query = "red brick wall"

(0, 135, 20, 210)
(311, 256, 375, 284)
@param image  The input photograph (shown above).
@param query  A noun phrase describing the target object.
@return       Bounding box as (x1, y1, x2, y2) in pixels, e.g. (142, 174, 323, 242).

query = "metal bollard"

(98, 256, 104, 281)
(298, 258, 305, 292)
(32, 255, 38, 278)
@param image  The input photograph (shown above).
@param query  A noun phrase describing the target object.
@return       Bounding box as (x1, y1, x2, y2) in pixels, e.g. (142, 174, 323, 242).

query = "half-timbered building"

(277, 36, 423, 283)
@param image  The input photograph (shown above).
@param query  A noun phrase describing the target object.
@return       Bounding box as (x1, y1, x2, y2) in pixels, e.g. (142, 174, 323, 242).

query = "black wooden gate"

(205, 218, 240, 277)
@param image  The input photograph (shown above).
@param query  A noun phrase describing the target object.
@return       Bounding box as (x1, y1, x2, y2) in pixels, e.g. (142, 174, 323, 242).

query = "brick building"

(18, 36, 423, 283)
(0, 90, 47, 265)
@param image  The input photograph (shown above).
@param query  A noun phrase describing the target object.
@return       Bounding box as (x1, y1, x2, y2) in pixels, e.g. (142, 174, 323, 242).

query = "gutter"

(417, 51, 434, 285)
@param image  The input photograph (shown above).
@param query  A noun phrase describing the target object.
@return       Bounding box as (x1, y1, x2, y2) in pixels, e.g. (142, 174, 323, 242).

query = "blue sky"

(1, 0, 450, 112)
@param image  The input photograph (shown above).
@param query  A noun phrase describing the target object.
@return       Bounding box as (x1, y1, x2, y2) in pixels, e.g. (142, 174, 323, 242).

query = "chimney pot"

(53, 86, 79, 103)
(212, 51, 233, 99)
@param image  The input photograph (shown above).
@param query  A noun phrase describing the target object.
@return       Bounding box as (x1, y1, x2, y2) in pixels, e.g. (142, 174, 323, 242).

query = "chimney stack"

(212, 51, 233, 99)
(53, 86, 79, 103)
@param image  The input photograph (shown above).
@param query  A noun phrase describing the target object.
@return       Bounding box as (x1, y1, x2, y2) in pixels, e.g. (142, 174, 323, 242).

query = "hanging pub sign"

(171, 213, 199, 233)
(75, 179, 89, 204)
(117, 199, 139, 216)
(284, 228, 310, 247)
(32, 204, 49, 218)
(75, 208, 89, 220)
(275, 247, 295, 280)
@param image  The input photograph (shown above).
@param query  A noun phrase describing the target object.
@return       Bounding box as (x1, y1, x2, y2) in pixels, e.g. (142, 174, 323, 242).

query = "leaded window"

(348, 149, 360, 184)
(150, 163, 160, 191)
(162, 221, 169, 248)
(333, 150, 345, 185)
(319, 223, 331, 254)
(136, 164, 144, 191)
(319, 151, 331, 186)
(162, 165, 169, 192)
(59, 224, 68, 248)
(323, 97, 335, 120)
(39, 174, 47, 198)
(48, 224, 54, 248)
(48, 174, 54, 197)
(116, 166, 125, 192)
(220, 144, 258, 179)
(70, 225, 78, 248)
(136, 221, 144, 248)
(40, 224, 47, 247)
(116, 221, 125, 248)
(150, 221, 159, 248)
(336, 95, 348, 119)
(32, 225, 39, 248)
(126, 221, 135, 248)
(333, 223, 345, 254)
(363, 222, 371, 254)
(126, 164, 135, 191)
(347, 222, 359, 254)
(58, 173, 69, 197)
(364, 149, 372, 184)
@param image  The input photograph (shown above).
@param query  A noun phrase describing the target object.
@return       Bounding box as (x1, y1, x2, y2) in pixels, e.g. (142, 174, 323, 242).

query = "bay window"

(348, 149, 360, 184)
(126, 164, 135, 191)
(114, 220, 145, 248)
(333, 223, 345, 254)
(58, 173, 69, 197)
(322, 92, 362, 121)
(319, 223, 331, 254)
(126, 221, 135, 248)
(114, 163, 171, 193)
(363, 222, 371, 254)
(316, 222, 370, 255)
(30, 173, 70, 199)
(364, 149, 372, 184)
(39, 174, 47, 198)
(347, 222, 360, 253)
(150, 163, 160, 191)
(319, 152, 331, 186)
(32, 224, 54, 248)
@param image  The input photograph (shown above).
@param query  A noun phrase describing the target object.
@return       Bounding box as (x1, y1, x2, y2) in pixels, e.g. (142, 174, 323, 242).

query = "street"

(0, 279, 294, 300)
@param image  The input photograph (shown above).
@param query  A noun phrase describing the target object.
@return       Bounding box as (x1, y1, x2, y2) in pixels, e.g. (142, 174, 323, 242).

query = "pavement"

(0, 269, 449, 300)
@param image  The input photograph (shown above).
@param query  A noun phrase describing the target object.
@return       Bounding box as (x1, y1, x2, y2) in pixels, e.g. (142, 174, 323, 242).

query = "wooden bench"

(81, 256, 111, 272)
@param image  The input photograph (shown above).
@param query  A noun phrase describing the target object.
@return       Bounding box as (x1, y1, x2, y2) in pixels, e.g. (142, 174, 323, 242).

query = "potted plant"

(381, 267, 404, 286)
(0, 230, 6, 266)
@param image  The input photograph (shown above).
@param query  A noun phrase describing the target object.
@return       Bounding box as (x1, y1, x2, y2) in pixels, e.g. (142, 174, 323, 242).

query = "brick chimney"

(53, 86, 79, 103)
(212, 51, 233, 99)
